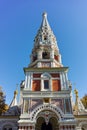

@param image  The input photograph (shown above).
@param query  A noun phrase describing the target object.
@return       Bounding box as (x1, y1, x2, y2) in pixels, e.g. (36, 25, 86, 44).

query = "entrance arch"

(41, 122, 52, 130)
(31, 104, 64, 121)
(35, 111, 59, 130)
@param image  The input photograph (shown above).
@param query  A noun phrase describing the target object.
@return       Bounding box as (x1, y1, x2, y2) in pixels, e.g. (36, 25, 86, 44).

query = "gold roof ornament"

(74, 89, 79, 114)
(9, 84, 18, 107)
(74, 89, 78, 96)
(14, 90, 18, 97)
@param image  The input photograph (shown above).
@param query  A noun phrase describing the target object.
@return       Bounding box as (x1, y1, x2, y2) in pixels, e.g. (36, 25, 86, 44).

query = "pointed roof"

(41, 12, 51, 29)
(34, 12, 58, 50)
(74, 89, 87, 115)
(9, 90, 18, 107)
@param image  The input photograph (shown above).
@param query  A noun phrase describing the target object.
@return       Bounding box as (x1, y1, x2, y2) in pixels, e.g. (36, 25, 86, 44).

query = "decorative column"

(60, 72, 66, 90)
(29, 124, 35, 130)
(37, 49, 42, 59)
(64, 72, 68, 89)
(59, 54, 62, 64)
(27, 73, 31, 89)
(37, 49, 42, 68)
(37, 62, 42, 67)
(25, 73, 28, 88)
(50, 49, 55, 67)
(24, 72, 33, 89)
(30, 72, 33, 90)
(76, 126, 82, 130)
(50, 49, 54, 59)
(60, 72, 63, 90)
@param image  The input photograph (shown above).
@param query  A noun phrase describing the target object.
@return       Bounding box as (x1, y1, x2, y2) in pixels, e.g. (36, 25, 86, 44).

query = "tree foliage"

(81, 94, 87, 109)
(0, 87, 8, 115)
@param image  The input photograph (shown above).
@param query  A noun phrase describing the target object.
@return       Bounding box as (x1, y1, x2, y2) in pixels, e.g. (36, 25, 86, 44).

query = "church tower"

(18, 13, 76, 130)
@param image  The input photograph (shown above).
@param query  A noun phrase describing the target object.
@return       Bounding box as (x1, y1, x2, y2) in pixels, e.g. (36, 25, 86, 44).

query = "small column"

(25, 73, 28, 88)
(37, 49, 42, 59)
(37, 62, 42, 67)
(29, 125, 35, 130)
(51, 62, 55, 67)
(30, 72, 33, 90)
(29, 97, 32, 113)
(59, 54, 62, 64)
(64, 72, 68, 89)
(24, 99, 29, 113)
(76, 126, 82, 130)
(23, 99, 26, 113)
(60, 72, 63, 90)
(50, 50, 54, 59)
(62, 73, 66, 90)
(27, 73, 31, 89)
(25, 72, 32, 89)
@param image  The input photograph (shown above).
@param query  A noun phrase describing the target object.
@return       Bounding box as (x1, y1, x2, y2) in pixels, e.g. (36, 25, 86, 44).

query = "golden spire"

(74, 89, 79, 112)
(14, 84, 18, 97)
(10, 84, 18, 107)
(74, 89, 78, 98)
(14, 90, 18, 97)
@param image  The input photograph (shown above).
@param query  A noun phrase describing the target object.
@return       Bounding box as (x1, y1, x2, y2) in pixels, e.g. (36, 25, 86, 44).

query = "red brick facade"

(32, 80, 41, 91)
(52, 79, 61, 91)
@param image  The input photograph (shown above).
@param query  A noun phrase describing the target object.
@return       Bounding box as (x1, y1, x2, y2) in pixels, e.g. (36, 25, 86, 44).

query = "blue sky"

(0, 0, 87, 105)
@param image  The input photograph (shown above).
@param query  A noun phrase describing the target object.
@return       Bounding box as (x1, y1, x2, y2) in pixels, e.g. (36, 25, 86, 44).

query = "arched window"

(42, 52, 50, 59)
(41, 73, 52, 91)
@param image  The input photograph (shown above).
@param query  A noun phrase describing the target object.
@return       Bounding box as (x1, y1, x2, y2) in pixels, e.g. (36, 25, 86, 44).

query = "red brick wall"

(33, 74, 41, 78)
(51, 73, 60, 78)
(32, 80, 41, 91)
(52, 79, 61, 91)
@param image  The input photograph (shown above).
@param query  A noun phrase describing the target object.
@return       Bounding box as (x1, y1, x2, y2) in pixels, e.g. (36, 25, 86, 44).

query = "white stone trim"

(41, 72, 52, 91)
(1, 121, 17, 130)
(30, 104, 64, 121)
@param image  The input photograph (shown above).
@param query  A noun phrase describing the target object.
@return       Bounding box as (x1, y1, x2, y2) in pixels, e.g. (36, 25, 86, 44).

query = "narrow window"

(44, 80, 49, 89)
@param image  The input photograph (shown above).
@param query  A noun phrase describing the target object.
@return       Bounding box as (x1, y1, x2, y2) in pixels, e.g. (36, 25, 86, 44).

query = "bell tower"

(30, 12, 62, 68)
(18, 13, 76, 130)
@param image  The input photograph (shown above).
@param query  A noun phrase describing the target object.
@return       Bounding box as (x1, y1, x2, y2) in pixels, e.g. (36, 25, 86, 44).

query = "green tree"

(0, 87, 8, 115)
(81, 94, 87, 109)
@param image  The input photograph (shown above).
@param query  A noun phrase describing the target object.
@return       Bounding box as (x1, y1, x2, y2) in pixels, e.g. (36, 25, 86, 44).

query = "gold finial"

(74, 89, 79, 113)
(14, 84, 18, 96)
(74, 89, 78, 98)
(14, 90, 18, 96)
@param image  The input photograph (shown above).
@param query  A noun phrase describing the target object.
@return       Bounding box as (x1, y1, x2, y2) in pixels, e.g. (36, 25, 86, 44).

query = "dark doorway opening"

(41, 122, 52, 130)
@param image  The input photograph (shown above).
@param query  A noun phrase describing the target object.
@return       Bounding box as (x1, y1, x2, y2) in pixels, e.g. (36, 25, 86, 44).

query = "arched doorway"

(35, 110, 59, 130)
(41, 122, 52, 130)
(3, 125, 12, 130)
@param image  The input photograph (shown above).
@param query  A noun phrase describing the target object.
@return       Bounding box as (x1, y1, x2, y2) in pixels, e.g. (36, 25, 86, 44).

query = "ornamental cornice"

(24, 67, 69, 73)
(22, 91, 71, 98)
